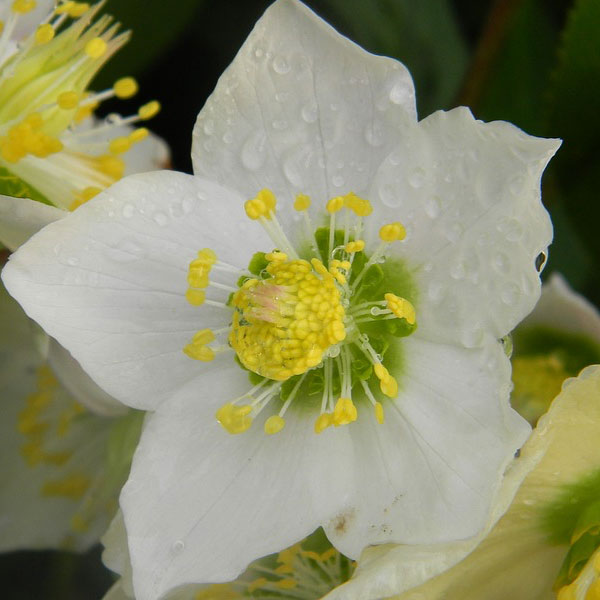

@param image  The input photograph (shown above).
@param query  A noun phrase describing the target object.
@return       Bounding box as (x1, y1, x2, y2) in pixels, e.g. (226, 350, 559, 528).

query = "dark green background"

(3, 0, 598, 597)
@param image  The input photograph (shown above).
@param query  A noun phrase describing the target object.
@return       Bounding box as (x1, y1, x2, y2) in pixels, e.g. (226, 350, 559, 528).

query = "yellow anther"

(69, 186, 101, 210)
(71, 514, 89, 532)
(384, 293, 416, 325)
(277, 579, 298, 590)
(191, 329, 215, 346)
(248, 578, 269, 593)
(57, 91, 79, 110)
(265, 250, 287, 263)
(256, 188, 276, 212)
(113, 76, 138, 98)
(344, 192, 372, 216)
(344, 240, 365, 253)
(138, 100, 160, 120)
(339, 260, 351, 270)
(67, 2, 90, 17)
(129, 128, 148, 144)
(216, 403, 253, 434)
(333, 397, 357, 426)
(183, 341, 214, 362)
(374, 401, 384, 424)
(109, 136, 131, 154)
(185, 288, 206, 306)
(264, 415, 286, 435)
(97, 155, 124, 179)
(314, 413, 332, 433)
(379, 222, 406, 242)
(42, 474, 90, 499)
(310, 257, 329, 277)
(556, 585, 576, 600)
(35, 23, 55, 44)
(380, 374, 398, 398)
(12, 0, 36, 14)
(294, 193, 311, 211)
(84, 37, 107, 59)
(374, 363, 389, 381)
(320, 548, 337, 561)
(326, 195, 344, 214)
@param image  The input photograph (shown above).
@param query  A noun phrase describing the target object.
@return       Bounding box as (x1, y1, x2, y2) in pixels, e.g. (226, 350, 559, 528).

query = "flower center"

(229, 254, 346, 381)
(183, 189, 418, 436)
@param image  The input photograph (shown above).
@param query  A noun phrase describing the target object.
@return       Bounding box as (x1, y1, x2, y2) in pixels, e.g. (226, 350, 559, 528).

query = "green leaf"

(322, 0, 468, 114)
(0, 166, 52, 206)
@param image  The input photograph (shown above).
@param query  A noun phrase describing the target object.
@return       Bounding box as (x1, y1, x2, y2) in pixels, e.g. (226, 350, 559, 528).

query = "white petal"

(0, 281, 117, 551)
(102, 511, 135, 599)
(323, 336, 529, 559)
(3, 170, 269, 410)
(520, 272, 600, 342)
(47, 338, 129, 417)
(0, 194, 64, 250)
(192, 0, 416, 235)
(120, 370, 353, 600)
(365, 107, 559, 346)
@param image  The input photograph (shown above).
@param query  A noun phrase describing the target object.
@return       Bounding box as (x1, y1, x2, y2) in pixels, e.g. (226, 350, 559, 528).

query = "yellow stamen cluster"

(314, 397, 359, 433)
(557, 547, 600, 600)
(0, 113, 63, 163)
(379, 221, 406, 242)
(183, 329, 215, 362)
(185, 248, 217, 306)
(245, 188, 277, 220)
(384, 292, 416, 325)
(344, 239, 365, 253)
(325, 192, 372, 216)
(18, 365, 83, 467)
(216, 403, 252, 434)
(230, 256, 346, 381)
(374, 364, 398, 397)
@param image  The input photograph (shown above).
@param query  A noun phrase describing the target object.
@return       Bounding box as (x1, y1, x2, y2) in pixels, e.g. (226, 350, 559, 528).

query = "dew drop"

(364, 122, 384, 147)
(153, 212, 168, 226)
(428, 281, 444, 303)
(493, 253, 510, 274)
(425, 195, 441, 218)
(272, 120, 288, 131)
(501, 283, 520, 306)
(241, 131, 267, 171)
(408, 167, 426, 188)
(171, 540, 185, 553)
(332, 174, 344, 187)
(301, 103, 318, 123)
(497, 218, 523, 242)
(222, 131, 234, 144)
(389, 80, 411, 105)
(182, 197, 194, 214)
(378, 183, 402, 208)
(254, 47, 264, 58)
(66, 256, 79, 266)
(450, 261, 466, 280)
(272, 55, 290, 74)
(203, 119, 214, 136)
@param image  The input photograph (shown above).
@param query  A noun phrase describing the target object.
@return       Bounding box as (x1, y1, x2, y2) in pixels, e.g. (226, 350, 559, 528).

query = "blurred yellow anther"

(314, 413, 332, 433)
(84, 37, 107, 59)
(0, 113, 63, 163)
(374, 402, 384, 424)
(185, 288, 206, 306)
(264, 415, 286, 435)
(216, 403, 253, 434)
(57, 91, 79, 110)
(35, 23, 54, 44)
(138, 100, 160, 120)
(109, 136, 131, 155)
(97, 155, 124, 179)
(0, 22, 4, 35)
(245, 189, 276, 220)
(69, 186, 101, 211)
(42, 474, 90, 500)
(374, 363, 398, 398)
(384, 293, 416, 325)
(277, 579, 298, 590)
(67, 2, 90, 17)
(344, 192, 372, 216)
(294, 193, 311, 211)
(129, 128, 148, 144)
(379, 222, 406, 242)
(333, 397, 357, 426)
(113, 77, 138, 99)
(326, 195, 344, 214)
(12, 0, 36, 14)
(344, 240, 365, 253)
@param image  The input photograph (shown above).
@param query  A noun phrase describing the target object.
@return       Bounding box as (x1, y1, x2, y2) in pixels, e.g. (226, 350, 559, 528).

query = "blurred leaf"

(94, 0, 204, 87)
(476, 0, 558, 134)
(0, 167, 51, 206)
(545, 0, 600, 172)
(320, 0, 468, 115)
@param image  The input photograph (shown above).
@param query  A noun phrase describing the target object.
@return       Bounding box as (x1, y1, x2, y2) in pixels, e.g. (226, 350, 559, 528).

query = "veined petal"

(0, 194, 64, 250)
(192, 0, 416, 237)
(120, 372, 353, 600)
(3, 170, 269, 410)
(366, 107, 559, 346)
(324, 337, 529, 558)
(335, 366, 600, 600)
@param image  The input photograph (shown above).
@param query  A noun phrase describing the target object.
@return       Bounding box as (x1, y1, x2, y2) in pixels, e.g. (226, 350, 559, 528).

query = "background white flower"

(2, 1, 559, 598)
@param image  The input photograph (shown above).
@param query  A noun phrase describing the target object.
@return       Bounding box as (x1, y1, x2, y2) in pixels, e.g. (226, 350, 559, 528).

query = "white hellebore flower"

(0, 0, 166, 248)
(2, 1, 560, 598)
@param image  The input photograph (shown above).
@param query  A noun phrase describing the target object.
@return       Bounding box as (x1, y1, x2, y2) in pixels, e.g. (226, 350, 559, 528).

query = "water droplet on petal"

(425, 196, 441, 218)
(241, 131, 267, 171)
(501, 283, 520, 305)
(408, 167, 426, 188)
(171, 540, 185, 553)
(301, 103, 318, 123)
(182, 197, 194, 214)
(66, 256, 79, 266)
(153, 212, 168, 226)
(365, 122, 385, 147)
(389, 79, 411, 105)
(122, 204, 134, 218)
(272, 55, 290, 74)
(203, 119, 214, 136)
(332, 174, 344, 187)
